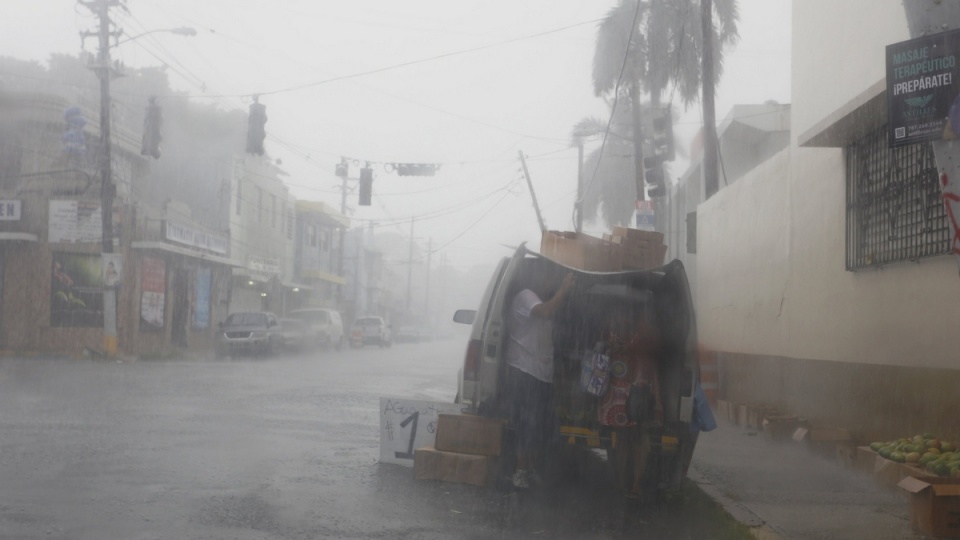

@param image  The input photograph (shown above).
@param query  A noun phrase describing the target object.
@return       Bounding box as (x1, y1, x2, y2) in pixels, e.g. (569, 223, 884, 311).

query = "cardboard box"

(762, 415, 801, 443)
(716, 399, 730, 422)
(612, 226, 664, 245)
(540, 231, 622, 272)
(414, 445, 496, 487)
(434, 414, 504, 457)
(874, 455, 907, 488)
(855, 446, 878, 475)
(621, 243, 667, 270)
(737, 404, 749, 427)
(794, 427, 854, 457)
(899, 475, 960, 538)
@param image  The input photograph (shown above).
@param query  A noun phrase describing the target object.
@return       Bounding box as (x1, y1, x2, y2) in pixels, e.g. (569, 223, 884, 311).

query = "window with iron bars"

(845, 125, 950, 270)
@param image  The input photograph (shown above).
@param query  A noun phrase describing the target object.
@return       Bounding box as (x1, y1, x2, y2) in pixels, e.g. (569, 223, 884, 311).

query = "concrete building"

(695, 1, 958, 439)
(293, 200, 348, 310)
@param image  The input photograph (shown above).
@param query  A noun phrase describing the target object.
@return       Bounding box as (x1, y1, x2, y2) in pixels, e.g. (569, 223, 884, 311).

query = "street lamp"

(81, 0, 197, 357)
(116, 27, 197, 46)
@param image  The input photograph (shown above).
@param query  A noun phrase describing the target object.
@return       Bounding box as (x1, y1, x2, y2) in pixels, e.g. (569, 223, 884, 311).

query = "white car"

(351, 316, 392, 348)
(288, 308, 344, 351)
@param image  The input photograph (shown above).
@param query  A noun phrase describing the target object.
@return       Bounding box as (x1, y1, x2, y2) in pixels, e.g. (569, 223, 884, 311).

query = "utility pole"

(423, 238, 432, 327)
(82, 0, 122, 356)
(406, 217, 415, 315)
(337, 173, 348, 305)
(702, 0, 719, 200)
(576, 141, 584, 232)
(518, 151, 547, 232)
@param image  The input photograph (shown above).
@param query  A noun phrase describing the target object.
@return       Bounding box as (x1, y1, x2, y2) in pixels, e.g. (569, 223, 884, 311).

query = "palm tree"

(579, 0, 739, 227)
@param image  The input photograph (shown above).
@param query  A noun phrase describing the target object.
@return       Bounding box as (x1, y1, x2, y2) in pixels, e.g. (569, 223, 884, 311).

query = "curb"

(687, 468, 786, 540)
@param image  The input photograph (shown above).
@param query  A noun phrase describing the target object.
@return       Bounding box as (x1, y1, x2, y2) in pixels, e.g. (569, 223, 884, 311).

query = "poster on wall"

(886, 28, 960, 148)
(140, 256, 166, 330)
(193, 267, 211, 329)
(102, 253, 122, 288)
(50, 253, 103, 327)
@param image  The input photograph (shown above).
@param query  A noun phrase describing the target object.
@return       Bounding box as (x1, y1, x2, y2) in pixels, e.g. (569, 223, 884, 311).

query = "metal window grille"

(845, 125, 950, 270)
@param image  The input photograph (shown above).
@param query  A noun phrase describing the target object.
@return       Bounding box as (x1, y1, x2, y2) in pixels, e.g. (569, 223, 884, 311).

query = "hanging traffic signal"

(644, 155, 666, 198)
(359, 167, 373, 206)
(246, 100, 267, 155)
(141, 97, 162, 159)
(335, 162, 348, 178)
(647, 106, 674, 162)
(396, 163, 439, 176)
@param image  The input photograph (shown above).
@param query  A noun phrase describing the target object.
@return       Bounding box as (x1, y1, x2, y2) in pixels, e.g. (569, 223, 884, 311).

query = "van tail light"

(463, 339, 481, 381)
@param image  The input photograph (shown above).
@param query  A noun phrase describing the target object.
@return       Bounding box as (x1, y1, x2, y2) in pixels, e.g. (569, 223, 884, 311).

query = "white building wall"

(697, 0, 959, 369)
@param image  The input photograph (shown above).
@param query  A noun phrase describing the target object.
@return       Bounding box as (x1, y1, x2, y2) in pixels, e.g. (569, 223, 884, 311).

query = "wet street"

(0, 339, 743, 540)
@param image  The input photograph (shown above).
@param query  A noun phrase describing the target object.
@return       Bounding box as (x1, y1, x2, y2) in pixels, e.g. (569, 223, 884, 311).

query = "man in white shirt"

(503, 272, 575, 489)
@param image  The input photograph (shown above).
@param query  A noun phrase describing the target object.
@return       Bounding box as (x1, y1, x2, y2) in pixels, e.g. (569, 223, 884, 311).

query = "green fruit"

(879, 448, 892, 459)
(870, 442, 884, 451)
(942, 442, 955, 453)
(935, 463, 951, 477)
(891, 452, 906, 463)
(906, 452, 921, 463)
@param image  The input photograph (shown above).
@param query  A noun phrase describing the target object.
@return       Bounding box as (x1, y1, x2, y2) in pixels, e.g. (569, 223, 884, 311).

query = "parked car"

(279, 318, 308, 352)
(453, 244, 700, 499)
(350, 316, 391, 348)
(393, 326, 421, 343)
(288, 308, 344, 351)
(216, 311, 282, 357)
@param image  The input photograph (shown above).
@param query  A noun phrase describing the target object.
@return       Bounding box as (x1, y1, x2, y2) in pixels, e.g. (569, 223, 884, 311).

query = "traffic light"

(646, 106, 674, 162)
(644, 155, 666, 198)
(246, 101, 267, 155)
(335, 162, 348, 178)
(141, 97, 162, 159)
(396, 163, 438, 176)
(359, 167, 373, 206)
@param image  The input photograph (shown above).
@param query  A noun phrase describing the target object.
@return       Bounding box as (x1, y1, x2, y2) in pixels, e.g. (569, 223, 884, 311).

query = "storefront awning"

(0, 232, 38, 242)
(303, 269, 346, 285)
(131, 241, 243, 267)
(282, 281, 313, 291)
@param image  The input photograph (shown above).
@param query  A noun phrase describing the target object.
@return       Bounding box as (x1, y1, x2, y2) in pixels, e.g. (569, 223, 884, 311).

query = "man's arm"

(531, 273, 575, 319)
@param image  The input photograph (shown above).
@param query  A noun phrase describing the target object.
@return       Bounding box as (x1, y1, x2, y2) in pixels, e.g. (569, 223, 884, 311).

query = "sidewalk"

(689, 419, 923, 540)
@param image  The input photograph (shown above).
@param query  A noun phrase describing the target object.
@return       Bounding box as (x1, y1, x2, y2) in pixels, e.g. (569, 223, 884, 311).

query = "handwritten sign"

(379, 397, 461, 467)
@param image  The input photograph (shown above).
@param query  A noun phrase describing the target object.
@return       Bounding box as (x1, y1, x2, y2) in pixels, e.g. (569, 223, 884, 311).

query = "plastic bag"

(580, 343, 611, 397)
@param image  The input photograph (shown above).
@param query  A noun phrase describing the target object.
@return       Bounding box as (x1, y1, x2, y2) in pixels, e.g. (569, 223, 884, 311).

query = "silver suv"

(289, 308, 344, 351)
(216, 311, 282, 357)
(351, 316, 391, 348)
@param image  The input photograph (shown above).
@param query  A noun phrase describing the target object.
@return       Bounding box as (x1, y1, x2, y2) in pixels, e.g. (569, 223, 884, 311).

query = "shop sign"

(0, 200, 21, 221)
(635, 200, 656, 231)
(140, 256, 166, 330)
(249, 256, 280, 275)
(379, 397, 461, 467)
(164, 221, 228, 255)
(887, 28, 960, 147)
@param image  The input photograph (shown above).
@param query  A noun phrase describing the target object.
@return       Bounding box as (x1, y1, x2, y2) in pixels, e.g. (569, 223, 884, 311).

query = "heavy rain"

(1, 1, 958, 539)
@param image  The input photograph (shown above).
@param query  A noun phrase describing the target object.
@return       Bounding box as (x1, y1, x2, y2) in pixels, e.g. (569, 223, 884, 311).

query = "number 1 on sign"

(394, 411, 419, 460)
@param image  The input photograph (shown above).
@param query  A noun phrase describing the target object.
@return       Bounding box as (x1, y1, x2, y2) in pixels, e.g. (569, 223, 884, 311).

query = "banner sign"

(140, 256, 166, 330)
(379, 397, 461, 467)
(0, 200, 22, 221)
(887, 28, 960, 147)
(50, 253, 103, 327)
(164, 221, 228, 255)
(635, 200, 656, 231)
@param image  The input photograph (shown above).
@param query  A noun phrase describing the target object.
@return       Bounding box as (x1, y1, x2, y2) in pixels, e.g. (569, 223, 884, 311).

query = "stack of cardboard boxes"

(540, 226, 667, 272)
(414, 414, 504, 487)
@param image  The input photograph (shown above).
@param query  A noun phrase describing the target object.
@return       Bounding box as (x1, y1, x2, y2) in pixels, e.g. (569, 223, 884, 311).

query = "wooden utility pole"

(518, 151, 547, 232)
(406, 217, 415, 314)
(702, 0, 719, 200)
(82, 0, 122, 356)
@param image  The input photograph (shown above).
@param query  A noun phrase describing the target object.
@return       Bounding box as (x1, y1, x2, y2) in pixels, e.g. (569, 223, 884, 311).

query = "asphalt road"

(0, 338, 745, 540)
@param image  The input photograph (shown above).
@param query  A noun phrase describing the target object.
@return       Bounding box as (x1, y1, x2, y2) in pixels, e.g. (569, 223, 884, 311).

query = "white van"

(453, 244, 701, 498)
(288, 308, 344, 351)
